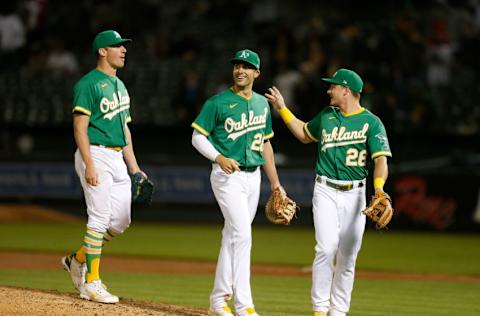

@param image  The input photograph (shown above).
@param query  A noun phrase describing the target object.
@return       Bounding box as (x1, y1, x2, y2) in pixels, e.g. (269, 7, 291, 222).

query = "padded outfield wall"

(0, 162, 479, 232)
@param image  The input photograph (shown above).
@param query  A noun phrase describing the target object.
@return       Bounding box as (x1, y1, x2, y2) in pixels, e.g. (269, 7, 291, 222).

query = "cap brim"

(321, 78, 339, 84)
(116, 38, 132, 45)
(230, 58, 258, 69)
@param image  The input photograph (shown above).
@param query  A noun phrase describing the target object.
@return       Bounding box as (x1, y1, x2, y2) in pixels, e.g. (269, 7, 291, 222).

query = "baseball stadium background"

(1, 1, 479, 315)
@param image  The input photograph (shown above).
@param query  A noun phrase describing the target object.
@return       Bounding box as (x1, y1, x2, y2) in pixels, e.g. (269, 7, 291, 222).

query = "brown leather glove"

(265, 187, 298, 225)
(362, 191, 394, 229)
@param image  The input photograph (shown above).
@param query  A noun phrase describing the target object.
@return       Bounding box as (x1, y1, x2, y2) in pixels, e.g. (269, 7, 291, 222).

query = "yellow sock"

(102, 228, 119, 245)
(84, 228, 103, 282)
(86, 257, 101, 283)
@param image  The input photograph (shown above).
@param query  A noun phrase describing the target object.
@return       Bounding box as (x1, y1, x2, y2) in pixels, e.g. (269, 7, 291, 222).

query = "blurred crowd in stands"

(1, 0, 480, 136)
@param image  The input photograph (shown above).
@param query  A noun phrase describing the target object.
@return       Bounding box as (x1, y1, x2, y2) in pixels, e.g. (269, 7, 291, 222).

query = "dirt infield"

(0, 286, 207, 316)
(1, 251, 479, 315)
(0, 204, 81, 223)
(1, 202, 479, 315)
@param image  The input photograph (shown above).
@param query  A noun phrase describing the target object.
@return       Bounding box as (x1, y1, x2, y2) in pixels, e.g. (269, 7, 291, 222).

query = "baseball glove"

(265, 187, 298, 225)
(131, 172, 154, 205)
(362, 191, 394, 229)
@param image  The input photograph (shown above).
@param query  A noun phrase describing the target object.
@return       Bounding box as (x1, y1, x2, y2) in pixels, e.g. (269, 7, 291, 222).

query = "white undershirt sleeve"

(191, 130, 220, 162)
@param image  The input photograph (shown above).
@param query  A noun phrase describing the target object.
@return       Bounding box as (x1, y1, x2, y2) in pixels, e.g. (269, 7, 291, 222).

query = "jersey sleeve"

(304, 111, 323, 142)
(264, 105, 274, 140)
(191, 97, 217, 136)
(368, 117, 392, 159)
(72, 80, 95, 116)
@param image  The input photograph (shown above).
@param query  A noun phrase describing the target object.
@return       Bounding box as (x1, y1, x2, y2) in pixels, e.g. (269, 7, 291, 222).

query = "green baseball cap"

(322, 68, 363, 93)
(92, 30, 132, 53)
(230, 49, 260, 69)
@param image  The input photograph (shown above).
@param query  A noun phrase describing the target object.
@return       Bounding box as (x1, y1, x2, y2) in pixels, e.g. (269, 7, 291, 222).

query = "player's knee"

(111, 216, 131, 234)
(314, 243, 337, 259)
(86, 220, 109, 234)
(234, 229, 252, 246)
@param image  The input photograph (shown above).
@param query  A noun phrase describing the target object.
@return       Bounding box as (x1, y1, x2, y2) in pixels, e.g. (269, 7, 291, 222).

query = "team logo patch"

(375, 134, 390, 149)
(240, 50, 250, 58)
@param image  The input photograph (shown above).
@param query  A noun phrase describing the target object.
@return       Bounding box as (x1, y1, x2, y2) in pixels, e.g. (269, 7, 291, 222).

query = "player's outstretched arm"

(265, 86, 312, 144)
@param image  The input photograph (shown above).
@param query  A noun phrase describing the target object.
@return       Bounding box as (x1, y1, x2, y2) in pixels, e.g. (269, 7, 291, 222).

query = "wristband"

(279, 107, 296, 124)
(374, 177, 385, 190)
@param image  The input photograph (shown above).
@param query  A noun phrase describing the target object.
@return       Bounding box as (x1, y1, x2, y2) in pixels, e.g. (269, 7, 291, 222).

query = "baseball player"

(191, 49, 283, 316)
(61, 30, 147, 304)
(265, 69, 392, 316)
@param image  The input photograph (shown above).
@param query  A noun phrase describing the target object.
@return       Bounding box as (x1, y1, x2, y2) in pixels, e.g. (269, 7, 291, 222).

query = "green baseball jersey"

(72, 69, 132, 147)
(191, 88, 274, 167)
(305, 106, 392, 181)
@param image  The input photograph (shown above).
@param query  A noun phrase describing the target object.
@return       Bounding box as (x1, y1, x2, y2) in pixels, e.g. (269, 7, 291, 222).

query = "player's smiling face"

(105, 44, 127, 69)
(232, 62, 259, 88)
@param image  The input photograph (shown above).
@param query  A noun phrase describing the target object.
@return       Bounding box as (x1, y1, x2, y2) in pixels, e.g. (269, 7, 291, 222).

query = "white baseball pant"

(209, 163, 261, 312)
(311, 176, 366, 314)
(74, 145, 131, 234)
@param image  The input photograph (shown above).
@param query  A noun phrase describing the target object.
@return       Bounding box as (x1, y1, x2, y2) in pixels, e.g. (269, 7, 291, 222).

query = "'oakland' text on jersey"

(192, 88, 273, 167)
(72, 69, 132, 147)
(305, 106, 392, 180)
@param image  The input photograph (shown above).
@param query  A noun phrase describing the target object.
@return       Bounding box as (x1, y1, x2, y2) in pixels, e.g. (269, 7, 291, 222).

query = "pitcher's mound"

(0, 286, 207, 315)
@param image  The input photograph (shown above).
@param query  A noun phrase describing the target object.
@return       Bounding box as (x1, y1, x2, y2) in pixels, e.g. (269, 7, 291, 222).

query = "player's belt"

(239, 166, 259, 172)
(315, 175, 364, 191)
(92, 144, 123, 152)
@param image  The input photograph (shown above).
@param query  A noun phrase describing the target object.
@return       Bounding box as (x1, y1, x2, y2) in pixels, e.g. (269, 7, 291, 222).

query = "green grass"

(1, 222, 480, 315)
(0, 269, 479, 316)
(1, 223, 479, 275)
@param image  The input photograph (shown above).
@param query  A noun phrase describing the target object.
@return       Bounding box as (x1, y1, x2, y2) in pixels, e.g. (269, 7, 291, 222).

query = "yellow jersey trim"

(264, 132, 274, 140)
(126, 116, 132, 123)
(72, 106, 91, 116)
(371, 151, 392, 159)
(230, 87, 252, 100)
(304, 123, 318, 142)
(191, 122, 210, 136)
(342, 107, 365, 117)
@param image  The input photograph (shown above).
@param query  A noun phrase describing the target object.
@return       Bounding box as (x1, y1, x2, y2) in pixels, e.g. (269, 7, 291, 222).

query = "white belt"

(315, 175, 365, 191)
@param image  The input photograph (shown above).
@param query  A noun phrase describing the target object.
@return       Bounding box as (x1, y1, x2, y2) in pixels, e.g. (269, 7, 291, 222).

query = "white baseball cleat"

(80, 279, 119, 304)
(208, 306, 234, 316)
(61, 254, 86, 291)
(236, 307, 260, 316)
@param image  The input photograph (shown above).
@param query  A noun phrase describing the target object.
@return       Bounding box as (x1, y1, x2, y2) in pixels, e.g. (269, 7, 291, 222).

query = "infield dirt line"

(0, 286, 208, 315)
(1, 251, 479, 282)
